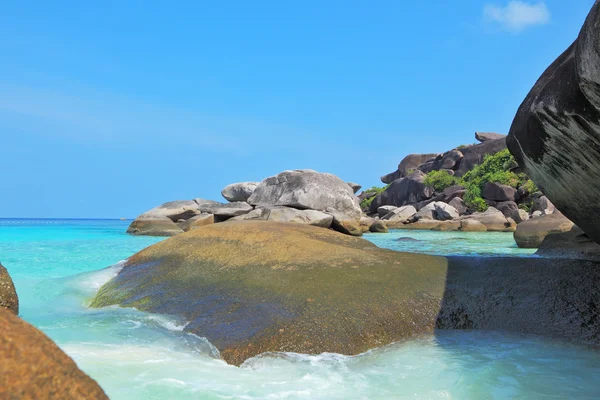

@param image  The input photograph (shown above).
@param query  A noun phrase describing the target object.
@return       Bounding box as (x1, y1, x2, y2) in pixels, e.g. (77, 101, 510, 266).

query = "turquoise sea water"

(1, 219, 599, 399)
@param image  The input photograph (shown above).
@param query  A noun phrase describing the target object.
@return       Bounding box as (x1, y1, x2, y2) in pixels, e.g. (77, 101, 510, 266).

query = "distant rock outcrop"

(221, 182, 259, 202)
(507, 1, 600, 245)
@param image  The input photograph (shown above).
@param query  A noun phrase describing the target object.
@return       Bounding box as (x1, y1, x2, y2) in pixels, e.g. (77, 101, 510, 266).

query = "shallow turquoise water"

(1, 219, 598, 399)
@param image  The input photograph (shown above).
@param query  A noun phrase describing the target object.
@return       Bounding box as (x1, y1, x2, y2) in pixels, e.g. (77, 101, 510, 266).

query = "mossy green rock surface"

(92, 221, 448, 365)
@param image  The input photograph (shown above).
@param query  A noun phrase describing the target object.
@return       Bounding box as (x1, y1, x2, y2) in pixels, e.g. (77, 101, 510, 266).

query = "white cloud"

(484, 1, 550, 33)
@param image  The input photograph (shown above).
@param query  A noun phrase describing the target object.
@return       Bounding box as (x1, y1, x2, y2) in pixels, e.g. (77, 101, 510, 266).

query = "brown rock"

(432, 221, 461, 231)
(459, 219, 487, 232)
(179, 213, 215, 232)
(0, 308, 108, 399)
(514, 213, 575, 248)
(369, 220, 389, 233)
(0, 262, 18, 315)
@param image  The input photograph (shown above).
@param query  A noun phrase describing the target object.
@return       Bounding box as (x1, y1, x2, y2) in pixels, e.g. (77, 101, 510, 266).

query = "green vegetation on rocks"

(423, 170, 457, 192)
(360, 185, 389, 208)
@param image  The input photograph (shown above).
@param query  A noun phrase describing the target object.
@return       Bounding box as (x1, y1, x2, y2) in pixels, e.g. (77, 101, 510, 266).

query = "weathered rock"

(532, 211, 543, 218)
(382, 205, 417, 222)
(230, 207, 333, 228)
(413, 202, 437, 221)
(359, 216, 376, 233)
(434, 202, 459, 221)
(514, 213, 575, 248)
(370, 171, 434, 213)
(267, 207, 334, 228)
(221, 182, 259, 202)
(357, 190, 378, 203)
(482, 183, 516, 202)
(194, 199, 254, 220)
(455, 138, 507, 176)
(432, 220, 460, 231)
(381, 153, 439, 184)
(369, 220, 389, 233)
(0, 263, 18, 315)
(179, 213, 215, 232)
(518, 209, 530, 222)
(532, 196, 555, 215)
(536, 226, 600, 260)
(0, 308, 108, 399)
(377, 205, 397, 219)
(248, 170, 361, 219)
(448, 197, 467, 215)
(462, 207, 516, 232)
(137, 200, 201, 221)
(441, 185, 466, 202)
(506, 1, 600, 245)
(495, 201, 524, 223)
(433, 150, 463, 170)
(346, 182, 362, 194)
(459, 219, 487, 232)
(127, 216, 184, 237)
(330, 216, 363, 236)
(91, 221, 447, 365)
(475, 132, 506, 143)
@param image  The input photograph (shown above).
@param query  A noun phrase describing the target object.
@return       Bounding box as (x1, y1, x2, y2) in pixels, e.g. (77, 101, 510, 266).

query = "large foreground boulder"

(0, 262, 18, 314)
(248, 170, 362, 219)
(514, 213, 575, 248)
(507, 1, 600, 245)
(91, 221, 600, 366)
(92, 221, 448, 365)
(0, 308, 108, 399)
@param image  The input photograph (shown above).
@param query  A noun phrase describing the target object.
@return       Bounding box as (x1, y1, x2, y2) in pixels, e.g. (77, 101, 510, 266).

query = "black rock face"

(507, 1, 600, 244)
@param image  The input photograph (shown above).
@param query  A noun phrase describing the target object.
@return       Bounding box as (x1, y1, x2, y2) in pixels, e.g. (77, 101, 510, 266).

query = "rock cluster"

(127, 169, 386, 237)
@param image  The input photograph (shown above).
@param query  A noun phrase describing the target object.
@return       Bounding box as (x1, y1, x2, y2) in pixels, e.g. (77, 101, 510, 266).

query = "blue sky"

(0, 0, 595, 218)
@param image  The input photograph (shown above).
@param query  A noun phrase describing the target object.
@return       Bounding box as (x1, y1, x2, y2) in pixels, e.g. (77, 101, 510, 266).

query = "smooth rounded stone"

(381, 153, 439, 184)
(507, 2, 600, 245)
(229, 208, 268, 221)
(194, 198, 254, 219)
(448, 197, 467, 215)
(0, 263, 18, 315)
(413, 202, 437, 221)
(346, 182, 362, 194)
(531, 211, 543, 218)
(396, 237, 420, 242)
(483, 183, 516, 202)
(179, 213, 215, 232)
(248, 170, 362, 219)
(514, 213, 575, 248)
(330, 216, 363, 236)
(127, 216, 184, 237)
(369, 220, 389, 233)
(475, 132, 506, 143)
(432, 220, 461, 231)
(382, 205, 417, 222)
(434, 202, 459, 221)
(461, 207, 515, 232)
(0, 308, 108, 399)
(136, 200, 201, 222)
(359, 216, 375, 233)
(455, 138, 507, 176)
(221, 182, 259, 202)
(532, 196, 555, 215)
(90, 221, 449, 366)
(266, 207, 334, 228)
(495, 201, 525, 223)
(377, 205, 397, 219)
(536, 226, 600, 261)
(518, 209, 530, 222)
(459, 219, 487, 232)
(370, 171, 434, 214)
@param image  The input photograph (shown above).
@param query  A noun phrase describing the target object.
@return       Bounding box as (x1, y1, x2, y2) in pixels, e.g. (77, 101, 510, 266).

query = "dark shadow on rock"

(435, 256, 600, 345)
